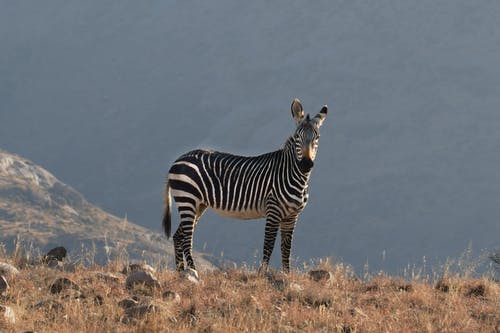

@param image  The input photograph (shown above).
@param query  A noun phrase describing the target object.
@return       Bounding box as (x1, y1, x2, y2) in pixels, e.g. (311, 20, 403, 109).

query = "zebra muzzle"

(298, 157, 314, 173)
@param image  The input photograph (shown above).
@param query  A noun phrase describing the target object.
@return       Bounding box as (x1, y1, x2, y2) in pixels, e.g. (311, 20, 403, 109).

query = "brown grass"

(0, 254, 499, 333)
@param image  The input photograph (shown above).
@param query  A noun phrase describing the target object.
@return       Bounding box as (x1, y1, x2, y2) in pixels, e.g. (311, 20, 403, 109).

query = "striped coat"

(163, 98, 328, 274)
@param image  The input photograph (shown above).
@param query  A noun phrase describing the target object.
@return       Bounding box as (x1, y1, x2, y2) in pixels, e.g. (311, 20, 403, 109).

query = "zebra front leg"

(280, 217, 298, 273)
(172, 227, 185, 271)
(258, 217, 280, 274)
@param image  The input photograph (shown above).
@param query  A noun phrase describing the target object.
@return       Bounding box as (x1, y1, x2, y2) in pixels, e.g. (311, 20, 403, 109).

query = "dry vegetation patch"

(0, 254, 499, 332)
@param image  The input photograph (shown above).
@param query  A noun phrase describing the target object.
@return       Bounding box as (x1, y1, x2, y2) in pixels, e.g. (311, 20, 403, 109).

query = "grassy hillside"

(0, 148, 215, 270)
(1, 251, 498, 332)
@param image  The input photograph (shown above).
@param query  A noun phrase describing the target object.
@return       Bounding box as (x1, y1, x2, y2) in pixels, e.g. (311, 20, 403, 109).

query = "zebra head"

(290, 98, 328, 173)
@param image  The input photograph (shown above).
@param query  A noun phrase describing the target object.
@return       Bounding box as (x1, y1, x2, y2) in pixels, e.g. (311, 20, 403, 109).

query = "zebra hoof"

(257, 265, 268, 276)
(181, 268, 200, 284)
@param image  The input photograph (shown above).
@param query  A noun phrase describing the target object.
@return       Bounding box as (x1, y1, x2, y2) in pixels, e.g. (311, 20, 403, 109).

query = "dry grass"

(1, 254, 499, 333)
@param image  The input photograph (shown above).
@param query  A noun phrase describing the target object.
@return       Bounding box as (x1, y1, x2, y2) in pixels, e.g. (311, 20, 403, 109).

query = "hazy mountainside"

(0, 149, 215, 269)
(1, 1, 500, 272)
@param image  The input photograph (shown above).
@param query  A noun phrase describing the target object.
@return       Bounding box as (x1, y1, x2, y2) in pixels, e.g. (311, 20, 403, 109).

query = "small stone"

(50, 277, 80, 294)
(466, 283, 486, 298)
(181, 268, 200, 284)
(47, 259, 76, 272)
(0, 275, 9, 294)
(93, 271, 120, 283)
(289, 282, 304, 292)
(0, 305, 15, 324)
(0, 262, 19, 280)
(125, 271, 160, 289)
(162, 290, 181, 303)
(118, 298, 139, 309)
(397, 283, 413, 292)
(125, 304, 160, 318)
(44, 246, 67, 262)
(47, 258, 62, 269)
(141, 264, 156, 273)
(308, 269, 332, 282)
(364, 283, 379, 292)
(122, 263, 156, 275)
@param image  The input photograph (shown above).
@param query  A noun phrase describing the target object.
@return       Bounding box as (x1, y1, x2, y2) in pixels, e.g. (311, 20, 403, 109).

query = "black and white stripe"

(162, 98, 328, 273)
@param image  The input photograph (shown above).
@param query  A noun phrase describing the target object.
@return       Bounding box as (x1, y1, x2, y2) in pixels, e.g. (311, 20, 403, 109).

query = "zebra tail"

(162, 178, 172, 239)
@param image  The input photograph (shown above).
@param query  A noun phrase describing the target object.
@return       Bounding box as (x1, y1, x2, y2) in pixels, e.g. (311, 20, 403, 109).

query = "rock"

(289, 282, 304, 292)
(125, 304, 160, 318)
(132, 295, 143, 303)
(118, 298, 139, 309)
(397, 283, 413, 292)
(0, 262, 19, 280)
(47, 258, 76, 272)
(43, 246, 67, 262)
(93, 271, 120, 283)
(0, 275, 9, 294)
(125, 271, 160, 289)
(465, 283, 486, 298)
(142, 264, 156, 274)
(162, 290, 181, 303)
(308, 269, 332, 282)
(122, 263, 156, 275)
(364, 283, 379, 292)
(181, 268, 200, 284)
(0, 305, 15, 324)
(49, 277, 81, 294)
(47, 258, 62, 269)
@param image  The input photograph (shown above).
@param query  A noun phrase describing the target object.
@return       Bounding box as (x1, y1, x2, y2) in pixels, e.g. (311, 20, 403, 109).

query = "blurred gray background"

(1, 1, 499, 273)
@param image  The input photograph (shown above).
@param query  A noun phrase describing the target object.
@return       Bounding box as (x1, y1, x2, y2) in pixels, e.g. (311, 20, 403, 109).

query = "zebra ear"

(291, 98, 304, 125)
(312, 105, 328, 127)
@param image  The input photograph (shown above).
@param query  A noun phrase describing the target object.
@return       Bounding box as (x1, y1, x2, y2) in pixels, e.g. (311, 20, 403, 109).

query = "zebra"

(162, 98, 328, 274)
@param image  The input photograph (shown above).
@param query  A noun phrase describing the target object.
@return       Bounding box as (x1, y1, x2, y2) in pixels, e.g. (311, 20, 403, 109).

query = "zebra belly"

(210, 206, 265, 220)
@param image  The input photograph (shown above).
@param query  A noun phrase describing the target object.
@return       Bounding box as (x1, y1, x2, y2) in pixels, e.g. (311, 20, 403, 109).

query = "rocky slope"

(0, 149, 215, 270)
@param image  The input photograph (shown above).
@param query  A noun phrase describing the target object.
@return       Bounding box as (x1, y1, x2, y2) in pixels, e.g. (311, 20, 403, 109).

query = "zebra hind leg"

(172, 227, 185, 271)
(176, 218, 195, 273)
(180, 205, 206, 273)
